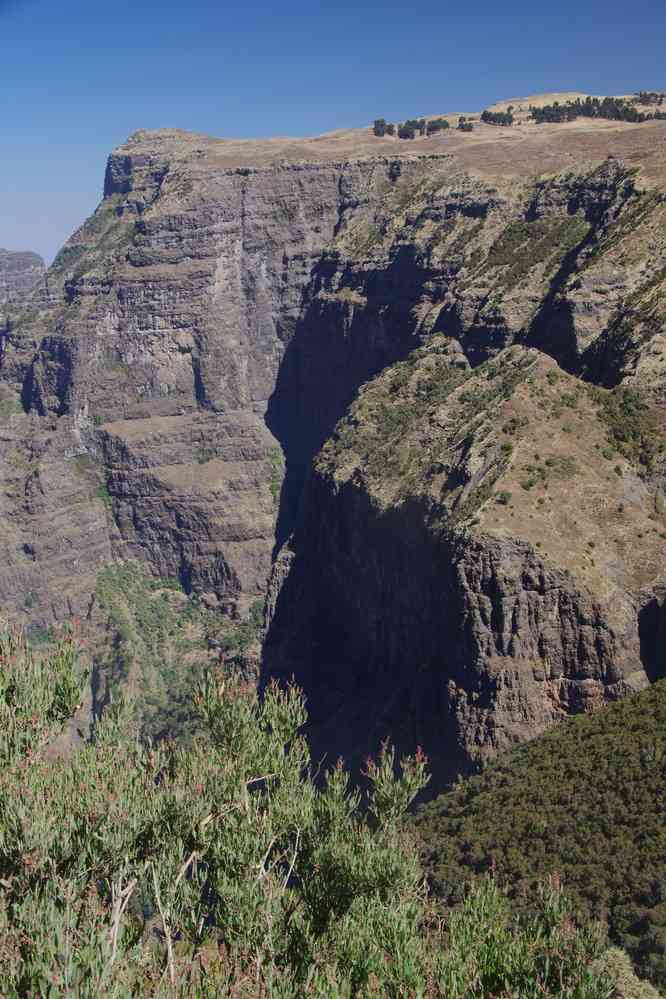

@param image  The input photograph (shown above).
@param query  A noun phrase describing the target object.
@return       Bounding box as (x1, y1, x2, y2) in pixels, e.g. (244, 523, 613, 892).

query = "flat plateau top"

(114, 92, 666, 186)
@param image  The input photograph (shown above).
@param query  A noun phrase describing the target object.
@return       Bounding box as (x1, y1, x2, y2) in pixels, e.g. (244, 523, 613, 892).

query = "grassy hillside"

(413, 679, 666, 989)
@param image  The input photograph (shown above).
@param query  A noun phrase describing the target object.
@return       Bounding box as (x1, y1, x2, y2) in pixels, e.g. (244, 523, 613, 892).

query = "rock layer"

(1, 108, 666, 779)
(264, 345, 662, 786)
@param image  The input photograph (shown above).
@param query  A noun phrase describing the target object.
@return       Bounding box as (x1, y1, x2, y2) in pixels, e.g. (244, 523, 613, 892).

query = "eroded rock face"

(264, 346, 661, 788)
(2, 117, 666, 781)
(0, 136, 443, 623)
(0, 414, 112, 622)
(97, 410, 278, 610)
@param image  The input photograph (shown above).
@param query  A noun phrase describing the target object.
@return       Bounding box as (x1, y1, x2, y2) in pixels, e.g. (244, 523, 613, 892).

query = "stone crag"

(265, 346, 661, 787)
(2, 105, 666, 781)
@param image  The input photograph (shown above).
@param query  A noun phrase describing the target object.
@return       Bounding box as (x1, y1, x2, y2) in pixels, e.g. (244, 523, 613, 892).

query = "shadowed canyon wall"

(2, 120, 666, 782)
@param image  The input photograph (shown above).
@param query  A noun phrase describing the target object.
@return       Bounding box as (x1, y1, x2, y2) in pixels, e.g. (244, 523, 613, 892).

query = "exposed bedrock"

(263, 344, 662, 787)
(2, 124, 666, 779)
(3, 146, 436, 618)
(264, 466, 650, 790)
(0, 249, 45, 325)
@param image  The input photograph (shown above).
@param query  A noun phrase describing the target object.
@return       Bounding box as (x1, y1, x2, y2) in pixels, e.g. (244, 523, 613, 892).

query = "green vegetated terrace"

(479, 214, 591, 291)
(317, 340, 537, 523)
(50, 192, 137, 285)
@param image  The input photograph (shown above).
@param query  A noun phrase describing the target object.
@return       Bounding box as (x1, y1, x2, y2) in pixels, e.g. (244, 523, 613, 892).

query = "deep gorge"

(1, 125, 665, 786)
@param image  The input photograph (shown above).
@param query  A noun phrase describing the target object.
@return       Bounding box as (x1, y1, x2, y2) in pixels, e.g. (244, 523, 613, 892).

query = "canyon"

(1, 93, 665, 784)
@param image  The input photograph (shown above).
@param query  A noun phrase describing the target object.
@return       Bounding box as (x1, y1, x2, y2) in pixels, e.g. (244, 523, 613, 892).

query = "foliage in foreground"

(0, 622, 620, 996)
(414, 679, 666, 991)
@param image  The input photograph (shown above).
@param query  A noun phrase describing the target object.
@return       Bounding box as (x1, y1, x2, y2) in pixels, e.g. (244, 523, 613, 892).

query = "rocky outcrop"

(264, 346, 661, 787)
(2, 109, 666, 779)
(97, 410, 278, 611)
(0, 411, 111, 624)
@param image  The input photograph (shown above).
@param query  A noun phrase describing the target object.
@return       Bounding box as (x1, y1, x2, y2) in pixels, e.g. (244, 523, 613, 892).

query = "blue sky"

(1, 0, 665, 263)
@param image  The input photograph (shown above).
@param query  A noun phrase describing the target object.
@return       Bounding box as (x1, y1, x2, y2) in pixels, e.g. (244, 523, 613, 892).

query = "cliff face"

(1, 137, 421, 621)
(264, 345, 662, 785)
(2, 109, 666, 779)
(261, 132, 666, 784)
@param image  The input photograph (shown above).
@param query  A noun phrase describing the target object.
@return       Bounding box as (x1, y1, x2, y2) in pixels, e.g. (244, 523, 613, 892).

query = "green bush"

(0, 624, 618, 996)
(592, 386, 662, 473)
(414, 679, 666, 990)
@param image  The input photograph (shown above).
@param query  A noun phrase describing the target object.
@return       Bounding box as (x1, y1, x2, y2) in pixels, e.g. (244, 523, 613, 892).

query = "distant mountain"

(1, 91, 665, 782)
(0, 247, 45, 317)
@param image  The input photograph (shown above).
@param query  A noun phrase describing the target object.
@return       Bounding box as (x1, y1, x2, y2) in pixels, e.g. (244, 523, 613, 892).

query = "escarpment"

(2, 107, 666, 776)
(264, 345, 665, 786)
(2, 136, 429, 622)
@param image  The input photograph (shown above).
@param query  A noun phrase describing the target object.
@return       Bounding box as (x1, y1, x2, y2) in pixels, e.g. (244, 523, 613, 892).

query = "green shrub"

(414, 679, 666, 990)
(268, 445, 285, 502)
(593, 386, 662, 473)
(98, 482, 113, 509)
(0, 626, 617, 996)
(482, 214, 590, 290)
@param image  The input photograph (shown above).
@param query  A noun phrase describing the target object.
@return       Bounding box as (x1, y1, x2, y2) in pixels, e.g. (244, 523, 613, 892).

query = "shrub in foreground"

(414, 678, 666, 990)
(0, 622, 618, 996)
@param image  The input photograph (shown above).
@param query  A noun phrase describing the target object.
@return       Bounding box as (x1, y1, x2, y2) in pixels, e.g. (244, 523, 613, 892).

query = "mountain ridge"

(1, 89, 665, 785)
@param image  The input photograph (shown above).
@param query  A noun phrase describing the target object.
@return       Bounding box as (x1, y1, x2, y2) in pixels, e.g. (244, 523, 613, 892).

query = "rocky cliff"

(2, 101, 666, 777)
(264, 344, 663, 785)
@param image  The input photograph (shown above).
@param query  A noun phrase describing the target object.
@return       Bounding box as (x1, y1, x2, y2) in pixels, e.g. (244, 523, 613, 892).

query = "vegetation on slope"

(591, 385, 663, 473)
(481, 214, 590, 290)
(316, 340, 535, 519)
(413, 679, 666, 990)
(317, 336, 666, 605)
(0, 622, 633, 996)
(94, 562, 264, 744)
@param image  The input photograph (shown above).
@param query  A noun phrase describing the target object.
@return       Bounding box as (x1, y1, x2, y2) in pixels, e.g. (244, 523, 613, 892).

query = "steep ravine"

(264, 345, 664, 788)
(266, 157, 664, 540)
(1, 122, 666, 781)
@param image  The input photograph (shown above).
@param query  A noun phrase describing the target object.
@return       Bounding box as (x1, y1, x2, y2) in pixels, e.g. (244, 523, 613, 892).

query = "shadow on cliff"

(262, 476, 486, 796)
(639, 592, 666, 682)
(524, 227, 599, 375)
(264, 246, 446, 549)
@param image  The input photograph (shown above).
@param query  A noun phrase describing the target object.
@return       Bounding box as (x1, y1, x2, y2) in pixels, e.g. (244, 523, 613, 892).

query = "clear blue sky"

(1, 0, 664, 263)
